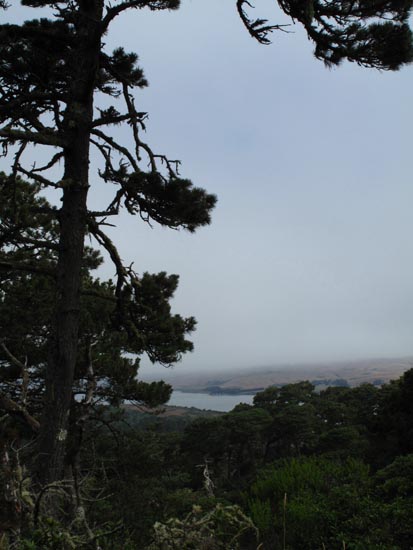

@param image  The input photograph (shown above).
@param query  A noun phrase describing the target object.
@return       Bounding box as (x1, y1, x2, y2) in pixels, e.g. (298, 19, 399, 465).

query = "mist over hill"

(142, 356, 412, 394)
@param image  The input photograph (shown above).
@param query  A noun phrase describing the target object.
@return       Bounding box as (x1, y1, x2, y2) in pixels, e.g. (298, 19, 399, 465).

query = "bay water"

(168, 390, 255, 412)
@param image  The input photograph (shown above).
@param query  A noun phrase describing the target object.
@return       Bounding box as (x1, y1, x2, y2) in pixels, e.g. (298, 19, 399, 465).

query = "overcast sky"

(4, 1, 413, 375)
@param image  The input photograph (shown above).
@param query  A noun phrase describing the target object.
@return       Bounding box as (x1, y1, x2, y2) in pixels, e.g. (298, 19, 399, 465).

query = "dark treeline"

(102, 370, 413, 550)
(29, 370, 413, 548)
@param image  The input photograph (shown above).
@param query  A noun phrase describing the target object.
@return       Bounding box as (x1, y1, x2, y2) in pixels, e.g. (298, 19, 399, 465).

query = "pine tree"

(0, 0, 216, 485)
(0, 174, 193, 499)
(0, 172, 200, 498)
(0, 173, 193, 407)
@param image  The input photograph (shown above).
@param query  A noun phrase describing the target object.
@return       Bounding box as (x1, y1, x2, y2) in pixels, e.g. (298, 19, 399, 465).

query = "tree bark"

(36, 0, 104, 484)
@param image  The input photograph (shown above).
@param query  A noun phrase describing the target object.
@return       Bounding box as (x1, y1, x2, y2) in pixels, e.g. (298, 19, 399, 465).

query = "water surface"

(168, 390, 255, 412)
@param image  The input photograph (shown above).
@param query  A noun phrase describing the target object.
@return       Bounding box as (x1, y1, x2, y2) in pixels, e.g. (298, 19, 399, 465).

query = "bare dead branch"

(91, 128, 139, 172)
(32, 152, 64, 173)
(12, 142, 27, 179)
(33, 480, 74, 527)
(87, 220, 127, 298)
(16, 165, 59, 189)
(236, 0, 290, 44)
(122, 83, 145, 163)
(0, 393, 40, 432)
(0, 342, 26, 372)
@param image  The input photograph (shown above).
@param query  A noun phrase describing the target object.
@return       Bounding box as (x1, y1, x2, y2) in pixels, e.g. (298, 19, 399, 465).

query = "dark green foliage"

(312, 20, 413, 69)
(8, 369, 408, 548)
(253, 385, 280, 409)
(372, 457, 413, 550)
(20, 0, 180, 9)
(0, 18, 72, 94)
(253, 382, 321, 459)
(101, 47, 148, 89)
(0, 175, 198, 418)
(118, 171, 217, 232)
(182, 407, 272, 487)
(240, 0, 413, 69)
(83, 425, 204, 548)
(122, 405, 222, 432)
(371, 369, 413, 464)
(375, 455, 413, 499)
(110, 270, 197, 366)
(247, 456, 411, 549)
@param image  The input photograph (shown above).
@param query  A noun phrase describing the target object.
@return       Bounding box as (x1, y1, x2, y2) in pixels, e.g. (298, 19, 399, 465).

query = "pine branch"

(13, 236, 59, 251)
(0, 127, 67, 148)
(92, 113, 130, 127)
(80, 289, 116, 303)
(236, 0, 290, 45)
(32, 152, 64, 173)
(17, 165, 60, 189)
(87, 219, 128, 299)
(0, 92, 61, 117)
(103, 0, 180, 30)
(91, 128, 139, 172)
(0, 258, 55, 277)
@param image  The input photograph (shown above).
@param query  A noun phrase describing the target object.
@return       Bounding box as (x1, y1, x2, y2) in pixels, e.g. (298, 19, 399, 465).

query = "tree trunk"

(36, 0, 104, 485)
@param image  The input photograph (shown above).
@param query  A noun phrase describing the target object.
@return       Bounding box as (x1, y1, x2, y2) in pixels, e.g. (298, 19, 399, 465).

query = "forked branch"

(236, 0, 290, 44)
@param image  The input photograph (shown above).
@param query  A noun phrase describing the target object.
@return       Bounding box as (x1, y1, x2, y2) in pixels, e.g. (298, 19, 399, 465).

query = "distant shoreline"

(177, 387, 262, 396)
(151, 357, 412, 395)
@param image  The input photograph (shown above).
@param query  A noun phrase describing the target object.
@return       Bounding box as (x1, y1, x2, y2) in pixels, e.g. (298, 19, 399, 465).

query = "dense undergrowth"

(4, 369, 412, 549)
(12, 370, 413, 550)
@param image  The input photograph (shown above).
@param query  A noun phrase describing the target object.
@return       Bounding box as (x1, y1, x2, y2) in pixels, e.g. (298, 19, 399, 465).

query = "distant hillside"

(142, 357, 412, 394)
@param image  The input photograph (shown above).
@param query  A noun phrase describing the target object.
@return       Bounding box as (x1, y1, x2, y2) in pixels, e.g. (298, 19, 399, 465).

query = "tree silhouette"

(239, 0, 413, 69)
(0, 0, 216, 484)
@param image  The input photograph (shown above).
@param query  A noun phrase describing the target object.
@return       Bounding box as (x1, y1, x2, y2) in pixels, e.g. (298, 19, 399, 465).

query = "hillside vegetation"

(5, 369, 412, 548)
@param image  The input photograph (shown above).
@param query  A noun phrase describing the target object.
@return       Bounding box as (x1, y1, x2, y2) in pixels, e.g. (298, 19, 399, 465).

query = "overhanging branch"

(236, 0, 290, 44)
(0, 127, 67, 148)
(103, 0, 180, 30)
(0, 258, 55, 277)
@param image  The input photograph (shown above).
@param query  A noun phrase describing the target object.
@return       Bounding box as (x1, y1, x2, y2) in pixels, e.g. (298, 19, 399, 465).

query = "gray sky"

(4, 1, 413, 375)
